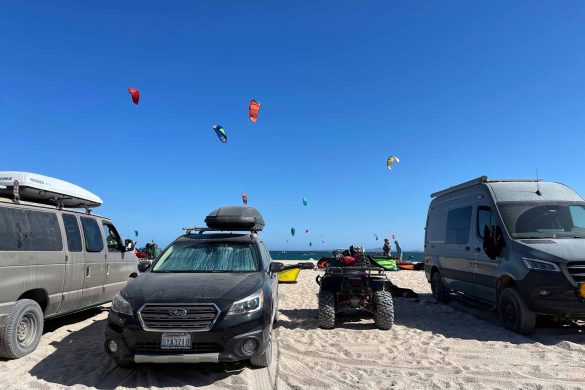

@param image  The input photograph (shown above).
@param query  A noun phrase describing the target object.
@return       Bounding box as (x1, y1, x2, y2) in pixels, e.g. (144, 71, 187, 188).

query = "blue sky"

(1, 1, 584, 250)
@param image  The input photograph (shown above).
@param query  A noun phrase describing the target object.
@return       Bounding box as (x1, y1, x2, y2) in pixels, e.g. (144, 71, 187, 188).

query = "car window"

(0, 207, 62, 251)
(259, 242, 271, 269)
(477, 207, 496, 238)
(81, 217, 104, 252)
(62, 214, 82, 252)
(102, 222, 122, 252)
(446, 206, 472, 244)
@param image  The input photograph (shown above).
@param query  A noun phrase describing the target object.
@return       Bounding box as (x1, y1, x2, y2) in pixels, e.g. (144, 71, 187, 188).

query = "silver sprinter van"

(425, 176, 585, 334)
(0, 173, 139, 358)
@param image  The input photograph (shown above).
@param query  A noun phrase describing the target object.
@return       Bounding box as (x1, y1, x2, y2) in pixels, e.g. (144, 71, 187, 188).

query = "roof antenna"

(535, 169, 542, 196)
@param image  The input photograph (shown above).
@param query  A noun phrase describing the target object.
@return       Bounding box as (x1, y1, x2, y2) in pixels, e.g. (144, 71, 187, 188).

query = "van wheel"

(318, 290, 335, 329)
(498, 288, 536, 335)
(0, 299, 44, 359)
(431, 271, 450, 303)
(250, 336, 272, 368)
(373, 291, 394, 330)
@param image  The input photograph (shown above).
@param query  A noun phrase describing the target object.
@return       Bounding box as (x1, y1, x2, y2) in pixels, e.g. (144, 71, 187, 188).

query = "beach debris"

(241, 193, 248, 205)
(128, 87, 140, 105)
(291, 227, 295, 236)
(248, 99, 261, 122)
(302, 197, 308, 206)
(387, 155, 400, 170)
(212, 125, 228, 143)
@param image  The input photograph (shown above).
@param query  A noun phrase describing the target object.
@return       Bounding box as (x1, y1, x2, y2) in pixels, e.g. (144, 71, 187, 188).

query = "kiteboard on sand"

(0, 172, 102, 209)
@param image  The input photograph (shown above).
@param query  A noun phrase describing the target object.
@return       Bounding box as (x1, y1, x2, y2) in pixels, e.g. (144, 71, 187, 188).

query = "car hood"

(124, 271, 265, 303)
(518, 238, 585, 262)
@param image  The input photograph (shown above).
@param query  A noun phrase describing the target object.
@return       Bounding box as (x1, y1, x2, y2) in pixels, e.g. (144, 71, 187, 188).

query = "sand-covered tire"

(0, 299, 44, 359)
(250, 336, 272, 368)
(431, 271, 450, 303)
(318, 290, 335, 329)
(374, 291, 394, 330)
(498, 288, 536, 335)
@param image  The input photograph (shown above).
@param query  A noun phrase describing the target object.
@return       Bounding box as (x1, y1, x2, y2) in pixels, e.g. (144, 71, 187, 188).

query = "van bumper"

(105, 310, 271, 364)
(519, 272, 585, 318)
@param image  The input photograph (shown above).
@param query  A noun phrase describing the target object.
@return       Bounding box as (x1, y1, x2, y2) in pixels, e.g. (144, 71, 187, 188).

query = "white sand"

(1, 269, 585, 389)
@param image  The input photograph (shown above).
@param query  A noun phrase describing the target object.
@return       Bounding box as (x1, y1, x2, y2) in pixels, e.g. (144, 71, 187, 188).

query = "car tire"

(0, 299, 44, 359)
(250, 336, 272, 368)
(318, 290, 335, 329)
(498, 287, 536, 335)
(373, 291, 394, 330)
(431, 271, 450, 303)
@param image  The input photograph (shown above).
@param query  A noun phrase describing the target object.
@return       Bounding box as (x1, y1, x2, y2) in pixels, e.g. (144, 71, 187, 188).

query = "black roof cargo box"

(205, 206, 265, 231)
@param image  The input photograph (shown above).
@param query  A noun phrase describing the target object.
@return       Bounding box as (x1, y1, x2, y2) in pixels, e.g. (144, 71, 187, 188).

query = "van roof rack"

(431, 176, 542, 198)
(182, 227, 261, 235)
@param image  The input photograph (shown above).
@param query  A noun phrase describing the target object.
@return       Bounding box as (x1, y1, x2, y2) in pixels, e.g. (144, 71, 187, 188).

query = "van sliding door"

(79, 217, 106, 308)
(471, 206, 499, 302)
(442, 206, 475, 295)
(57, 214, 85, 314)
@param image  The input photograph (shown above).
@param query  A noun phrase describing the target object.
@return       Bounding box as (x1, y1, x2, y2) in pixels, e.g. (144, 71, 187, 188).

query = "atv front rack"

(325, 266, 385, 275)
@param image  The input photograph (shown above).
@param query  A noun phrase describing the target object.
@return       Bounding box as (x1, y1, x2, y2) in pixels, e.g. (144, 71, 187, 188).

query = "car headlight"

(227, 290, 264, 316)
(522, 258, 560, 272)
(111, 292, 133, 315)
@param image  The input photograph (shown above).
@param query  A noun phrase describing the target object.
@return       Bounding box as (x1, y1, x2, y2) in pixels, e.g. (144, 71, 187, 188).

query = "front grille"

(566, 262, 585, 284)
(138, 303, 220, 331)
(135, 341, 222, 354)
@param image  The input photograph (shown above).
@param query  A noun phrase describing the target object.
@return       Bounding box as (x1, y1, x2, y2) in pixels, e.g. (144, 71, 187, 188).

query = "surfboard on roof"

(0, 172, 102, 208)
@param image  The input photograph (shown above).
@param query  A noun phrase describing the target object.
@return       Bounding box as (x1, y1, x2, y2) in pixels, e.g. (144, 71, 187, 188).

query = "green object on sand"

(371, 257, 399, 271)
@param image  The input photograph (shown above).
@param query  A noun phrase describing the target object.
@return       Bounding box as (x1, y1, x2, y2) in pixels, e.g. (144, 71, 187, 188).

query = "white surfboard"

(0, 172, 102, 208)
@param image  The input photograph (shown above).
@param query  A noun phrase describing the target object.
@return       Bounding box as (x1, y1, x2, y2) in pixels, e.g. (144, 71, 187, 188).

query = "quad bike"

(315, 247, 395, 330)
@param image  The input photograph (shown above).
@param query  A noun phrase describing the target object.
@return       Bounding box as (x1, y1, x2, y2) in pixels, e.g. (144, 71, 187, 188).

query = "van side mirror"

(125, 239, 135, 252)
(137, 261, 150, 273)
(269, 262, 284, 273)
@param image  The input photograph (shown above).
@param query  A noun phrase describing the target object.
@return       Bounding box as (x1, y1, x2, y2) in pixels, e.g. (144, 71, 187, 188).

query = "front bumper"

(105, 310, 271, 364)
(519, 271, 585, 318)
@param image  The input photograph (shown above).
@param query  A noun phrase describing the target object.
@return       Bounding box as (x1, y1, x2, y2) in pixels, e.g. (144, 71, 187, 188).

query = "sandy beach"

(1, 268, 585, 389)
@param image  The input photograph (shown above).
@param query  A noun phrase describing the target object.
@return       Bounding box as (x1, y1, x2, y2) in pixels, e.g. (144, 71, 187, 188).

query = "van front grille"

(135, 341, 222, 354)
(138, 303, 220, 331)
(566, 262, 585, 284)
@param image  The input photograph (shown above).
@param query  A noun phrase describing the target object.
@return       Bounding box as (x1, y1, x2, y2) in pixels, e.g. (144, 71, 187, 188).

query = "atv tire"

(373, 291, 394, 330)
(318, 290, 335, 329)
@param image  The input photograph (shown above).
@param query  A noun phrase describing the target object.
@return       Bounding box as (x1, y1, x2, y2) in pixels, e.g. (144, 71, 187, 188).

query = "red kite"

(128, 87, 140, 105)
(249, 99, 260, 122)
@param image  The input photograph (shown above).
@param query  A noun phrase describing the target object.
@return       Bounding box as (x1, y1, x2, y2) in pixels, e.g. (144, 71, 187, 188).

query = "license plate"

(160, 333, 191, 350)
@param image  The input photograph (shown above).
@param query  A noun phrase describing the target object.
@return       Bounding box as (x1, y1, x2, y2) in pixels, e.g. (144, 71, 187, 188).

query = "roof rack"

(431, 176, 542, 198)
(182, 227, 261, 235)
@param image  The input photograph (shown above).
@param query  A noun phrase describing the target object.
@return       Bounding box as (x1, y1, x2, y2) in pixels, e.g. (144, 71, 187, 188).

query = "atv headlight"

(111, 292, 133, 316)
(227, 290, 264, 316)
(522, 258, 560, 272)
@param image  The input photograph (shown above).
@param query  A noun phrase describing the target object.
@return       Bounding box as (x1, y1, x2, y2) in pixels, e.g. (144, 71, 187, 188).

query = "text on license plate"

(161, 333, 191, 350)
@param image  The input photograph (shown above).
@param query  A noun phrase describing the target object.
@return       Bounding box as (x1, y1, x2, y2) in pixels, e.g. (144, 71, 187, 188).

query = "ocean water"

(269, 251, 424, 262)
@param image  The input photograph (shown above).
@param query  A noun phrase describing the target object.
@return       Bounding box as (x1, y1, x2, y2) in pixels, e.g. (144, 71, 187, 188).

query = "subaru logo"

(168, 308, 187, 317)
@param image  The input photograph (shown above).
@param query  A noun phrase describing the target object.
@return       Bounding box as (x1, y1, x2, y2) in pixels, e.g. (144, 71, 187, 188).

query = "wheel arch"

(18, 289, 49, 314)
(496, 274, 518, 299)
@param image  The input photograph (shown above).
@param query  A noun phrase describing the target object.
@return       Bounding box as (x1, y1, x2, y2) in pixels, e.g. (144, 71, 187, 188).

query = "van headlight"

(227, 290, 264, 316)
(112, 292, 133, 316)
(522, 258, 560, 272)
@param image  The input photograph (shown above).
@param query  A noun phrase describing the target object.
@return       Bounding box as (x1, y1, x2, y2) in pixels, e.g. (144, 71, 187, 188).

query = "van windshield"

(498, 202, 585, 239)
(151, 242, 259, 273)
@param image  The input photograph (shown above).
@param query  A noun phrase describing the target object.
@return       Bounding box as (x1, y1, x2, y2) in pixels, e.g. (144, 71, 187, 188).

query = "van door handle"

(106, 265, 111, 276)
(86, 266, 91, 277)
(464, 246, 470, 251)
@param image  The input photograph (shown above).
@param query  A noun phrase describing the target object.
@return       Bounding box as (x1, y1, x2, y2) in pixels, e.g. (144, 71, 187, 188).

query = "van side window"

(477, 207, 495, 238)
(62, 214, 82, 252)
(102, 223, 122, 252)
(426, 212, 447, 243)
(28, 211, 63, 251)
(446, 206, 472, 244)
(0, 208, 62, 251)
(0, 207, 31, 250)
(81, 217, 104, 252)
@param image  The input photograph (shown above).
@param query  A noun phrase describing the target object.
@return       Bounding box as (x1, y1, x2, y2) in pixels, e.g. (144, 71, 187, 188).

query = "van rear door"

(79, 216, 106, 308)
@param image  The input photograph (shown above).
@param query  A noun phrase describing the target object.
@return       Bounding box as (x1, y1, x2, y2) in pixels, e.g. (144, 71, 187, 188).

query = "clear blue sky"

(1, 1, 584, 250)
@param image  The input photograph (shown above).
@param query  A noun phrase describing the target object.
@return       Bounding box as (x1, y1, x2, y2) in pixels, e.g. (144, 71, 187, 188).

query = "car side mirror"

(137, 261, 150, 273)
(269, 262, 284, 273)
(125, 239, 135, 252)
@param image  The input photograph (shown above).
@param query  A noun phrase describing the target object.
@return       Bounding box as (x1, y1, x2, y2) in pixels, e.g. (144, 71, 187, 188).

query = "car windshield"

(498, 202, 585, 239)
(151, 242, 259, 273)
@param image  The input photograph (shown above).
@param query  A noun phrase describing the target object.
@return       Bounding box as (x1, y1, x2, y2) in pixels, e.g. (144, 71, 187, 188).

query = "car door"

(441, 206, 475, 295)
(259, 242, 278, 320)
(471, 205, 500, 303)
(79, 216, 106, 308)
(56, 213, 85, 314)
(101, 220, 133, 301)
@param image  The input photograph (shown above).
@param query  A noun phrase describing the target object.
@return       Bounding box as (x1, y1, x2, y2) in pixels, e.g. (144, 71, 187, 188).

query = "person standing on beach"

(383, 238, 391, 257)
(392, 233, 402, 261)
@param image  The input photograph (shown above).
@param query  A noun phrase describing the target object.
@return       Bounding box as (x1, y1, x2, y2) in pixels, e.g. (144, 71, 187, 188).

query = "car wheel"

(249, 335, 272, 368)
(498, 287, 536, 335)
(431, 271, 450, 303)
(373, 291, 394, 330)
(318, 290, 335, 329)
(0, 299, 44, 359)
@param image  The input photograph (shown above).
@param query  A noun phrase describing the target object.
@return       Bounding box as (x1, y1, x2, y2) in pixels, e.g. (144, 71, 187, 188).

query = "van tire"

(498, 288, 536, 335)
(431, 271, 450, 303)
(0, 299, 44, 359)
(250, 336, 272, 368)
(318, 290, 335, 329)
(373, 291, 394, 330)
